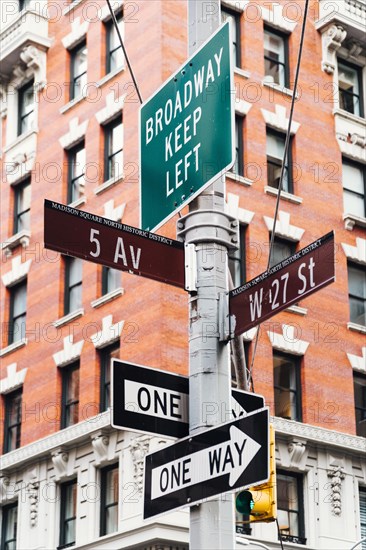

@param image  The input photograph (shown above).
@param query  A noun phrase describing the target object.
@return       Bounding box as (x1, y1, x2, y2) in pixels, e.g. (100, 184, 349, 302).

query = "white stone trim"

(59, 92, 87, 114)
(89, 315, 124, 348)
(63, 0, 86, 15)
(226, 192, 254, 226)
(267, 324, 309, 355)
(347, 322, 366, 334)
(2, 230, 31, 257)
(53, 335, 84, 368)
(0, 339, 27, 358)
(91, 288, 124, 309)
(342, 237, 366, 265)
(0, 363, 27, 394)
(235, 99, 252, 116)
(61, 18, 89, 50)
(53, 308, 84, 328)
(1, 255, 31, 287)
(320, 24, 347, 75)
(234, 67, 251, 79)
(261, 104, 300, 134)
(68, 196, 86, 209)
(264, 185, 303, 204)
(94, 173, 124, 195)
(95, 92, 125, 126)
(261, 3, 298, 32)
(226, 172, 253, 186)
(335, 109, 366, 163)
(59, 117, 88, 150)
(242, 327, 258, 342)
(4, 130, 37, 185)
(98, 0, 123, 21)
(263, 210, 305, 241)
(263, 80, 296, 98)
(103, 199, 126, 222)
(96, 66, 125, 89)
(287, 305, 308, 316)
(343, 213, 366, 231)
(347, 347, 366, 373)
(222, 0, 249, 12)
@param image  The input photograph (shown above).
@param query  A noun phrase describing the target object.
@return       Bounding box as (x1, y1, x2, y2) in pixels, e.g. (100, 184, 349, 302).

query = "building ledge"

(96, 66, 125, 88)
(343, 213, 366, 231)
(263, 79, 297, 98)
(226, 172, 253, 186)
(91, 288, 124, 308)
(0, 339, 27, 358)
(94, 173, 124, 195)
(264, 186, 303, 204)
(1, 230, 31, 257)
(53, 309, 84, 328)
(68, 196, 86, 209)
(287, 305, 308, 316)
(315, 0, 366, 42)
(234, 67, 251, 79)
(347, 321, 366, 334)
(63, 0, 87, 15)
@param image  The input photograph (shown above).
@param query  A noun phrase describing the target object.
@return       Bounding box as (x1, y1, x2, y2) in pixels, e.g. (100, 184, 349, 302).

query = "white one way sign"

(144, 408, 269, 519)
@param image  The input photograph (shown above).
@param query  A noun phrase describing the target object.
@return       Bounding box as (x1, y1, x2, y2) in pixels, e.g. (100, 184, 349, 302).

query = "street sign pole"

(178, 2, 236, 548)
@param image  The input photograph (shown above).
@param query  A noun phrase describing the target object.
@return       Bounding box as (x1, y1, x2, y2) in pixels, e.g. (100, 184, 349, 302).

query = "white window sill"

(68, 196, 86, 209)
(94, 174, 124, 195)
(343, 213, 366, 231)
(347, 322, 366, 335)
(91, 288, 124, 308)
(0, 339, 27, 358)
(60, 93, 87, 114)
(63, 0, 86, 14)
(287, 305, 307, 316)
(53, 309, 84, 328)
(264, 186, 303, 204)
(1, 230, 31, 256)
(263, 80, 297, 98)
(4, 129, 38, 154)
(96, 67, 125, 88)
(226, 172, 253, 186)
(234, 67, 251, 79)
(333, 108, 366, 126)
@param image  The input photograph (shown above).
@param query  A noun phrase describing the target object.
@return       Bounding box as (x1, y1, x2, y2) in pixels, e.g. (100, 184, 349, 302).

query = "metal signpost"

(230, 232, 335, 336)
(44, 199, 185, 288)
(111, 360, 264, 439)
(140, 20, 234, 232)
(143, 408, 269, 519)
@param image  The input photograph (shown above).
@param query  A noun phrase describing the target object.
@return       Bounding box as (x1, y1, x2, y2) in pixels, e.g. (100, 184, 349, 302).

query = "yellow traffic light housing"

(236, 424, 277, 523)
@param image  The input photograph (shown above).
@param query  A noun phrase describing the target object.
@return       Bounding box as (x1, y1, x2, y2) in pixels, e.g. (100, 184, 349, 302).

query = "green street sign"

(140, 22, 234, 232)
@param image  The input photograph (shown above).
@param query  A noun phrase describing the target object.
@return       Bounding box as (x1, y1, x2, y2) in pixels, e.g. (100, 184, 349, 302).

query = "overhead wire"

(247, 0, 310, 391)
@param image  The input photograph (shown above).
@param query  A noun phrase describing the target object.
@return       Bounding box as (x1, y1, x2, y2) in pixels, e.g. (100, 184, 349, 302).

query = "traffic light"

(236, 424, 277, 523)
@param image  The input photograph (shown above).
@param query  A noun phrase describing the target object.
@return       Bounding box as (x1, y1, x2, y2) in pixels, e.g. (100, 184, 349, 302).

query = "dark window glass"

(13, 179, 31, 234)
(3, 389, 22, 454)
(274, 352, 302, 421)
(232, 115, 244, 176)
(269, 236, 296, 268)
(102, 266, 120, 296)
(277, 471, 306, 544)
(342, 160, 366, 219)
(266, 129, 292, 193)
(18, 80, 34, 136)
(67, 143, 85, 204)
(229, 224, 246, 288)
(8, 281, 27, 345)
(354, 374, 366, 438)
(1, 502, 18, 550)
(61, 363, 80, 429)
(104, 118, 123, 181)
(106, 14, 123, 74)
(338, 60, 364, 118)
(348, 263, 366, 326)
(64, 257, 82, 315)
(100, 343, 120, 412)
(221, 6, 241, 67)
(70, 42, 87, 100)
(100, 464, 119, 536)
(59, 480, 77, 549)
(264, 28, 288, 87)
(360, 487, 366, 550)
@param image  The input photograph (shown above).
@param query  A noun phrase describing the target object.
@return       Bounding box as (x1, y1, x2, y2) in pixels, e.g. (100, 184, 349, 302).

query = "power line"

(248, 0, 310, 390)
(106, 0, 143, 104)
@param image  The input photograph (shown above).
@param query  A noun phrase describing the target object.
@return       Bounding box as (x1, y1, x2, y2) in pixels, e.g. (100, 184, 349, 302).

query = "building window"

(348, 263, 366, 326)
(100, 464, 119, 536)
(99, 342, 120, 412)
(18, 0, 30, 10)
(3, 389, 22, 454)
(354, 374, 366, 438)
(61, 362, 80, 429)
(59, 480, 77, 549)
(342, 160, 366, 219)
(273, 352, 302, 421)
(64, 257, 82, 315)
(277, 470, 306, 545)
(221, 6, 241, 67)
(106, 13, 123, 74)
(264, 28, 289, 87)
(18, 80, 34, 136)
(266, 129, 292, 193)
(229, 224, 246, 288)
(338, 60, 364, 118)
(13, 179, 31, 234)
(232, 115, 244, 176)
(102, 266, 120, 296)
(67, 142, 85, 204)
(269, 236, 296, 268)
(104, 117, 123, 181)
(360, 487, 366, 549)
(70, 42, 87, 100)
(1, 502, 18, 550)
(8, 281, 27, 345)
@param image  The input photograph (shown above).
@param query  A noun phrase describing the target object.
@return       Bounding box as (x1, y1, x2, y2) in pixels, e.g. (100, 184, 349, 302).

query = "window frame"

(67, 141, 85, 205)
(221, 5, 241, 68)
(13, 178, 31, 235)
(59, 479, 77, 549)
(360, 486, 366, 545)
(266, 128, 293, 193)
(99, 342, 120, 413)
(64, 256, 82, 316)
(273, 351, 302, 422)
(17, 79, 34, 136)
(61, 362, 80, 429)
(70, 41, 87, 101)
(1, 501, 18, 550)
(101, 266, 120, 296)
(338, 59, 364, 118)
(233, 115, 244, 176)
(105, 12, 123, 74)
(277, 469, 306, 544)
(264, 26, 289, 88)
(104, 116, 123, 182)
(342, 158, 366, 219)
(8, 280, 27, 345)
(100, 463, 119, 536)
(354, 373, 366, 438)
(269, 235, 296, 269)
(347, 262, 366, 326)
(3, 388, 22, 454)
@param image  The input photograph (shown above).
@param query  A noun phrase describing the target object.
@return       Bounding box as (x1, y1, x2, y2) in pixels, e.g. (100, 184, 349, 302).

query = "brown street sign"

(229, 232, 335, 336)
(44, 200, 185, 288)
